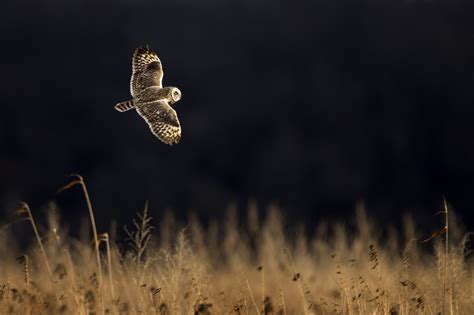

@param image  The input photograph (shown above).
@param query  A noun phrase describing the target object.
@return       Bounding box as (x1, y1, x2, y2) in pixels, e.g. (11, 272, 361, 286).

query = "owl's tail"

(115, 100, 135, 112)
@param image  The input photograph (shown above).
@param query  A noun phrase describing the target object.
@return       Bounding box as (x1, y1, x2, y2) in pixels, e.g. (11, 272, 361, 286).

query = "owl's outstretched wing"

(136, 100, 181, 145)
(130, 46, 164, 97)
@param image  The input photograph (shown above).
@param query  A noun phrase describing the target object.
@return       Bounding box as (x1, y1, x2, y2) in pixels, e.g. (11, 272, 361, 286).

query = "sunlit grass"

(0, 179, 472, 314)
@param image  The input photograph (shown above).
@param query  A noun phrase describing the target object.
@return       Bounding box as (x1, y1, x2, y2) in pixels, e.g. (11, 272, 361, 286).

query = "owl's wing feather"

(136, 100, 181, 145)
(130, 46, 164, 97)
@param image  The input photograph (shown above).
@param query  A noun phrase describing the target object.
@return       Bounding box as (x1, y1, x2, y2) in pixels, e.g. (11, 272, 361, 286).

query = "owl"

(115, 46, 182, 145)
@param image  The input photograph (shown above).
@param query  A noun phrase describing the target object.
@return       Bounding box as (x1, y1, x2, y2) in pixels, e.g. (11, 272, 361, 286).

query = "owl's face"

(170, 87, 182, 103)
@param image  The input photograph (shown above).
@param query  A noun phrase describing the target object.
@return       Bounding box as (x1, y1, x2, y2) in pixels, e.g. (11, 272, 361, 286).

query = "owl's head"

(168, 87, 182, 104)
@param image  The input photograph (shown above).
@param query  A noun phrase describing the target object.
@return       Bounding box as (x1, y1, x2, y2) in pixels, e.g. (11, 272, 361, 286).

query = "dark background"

(1, 0, 474, 231)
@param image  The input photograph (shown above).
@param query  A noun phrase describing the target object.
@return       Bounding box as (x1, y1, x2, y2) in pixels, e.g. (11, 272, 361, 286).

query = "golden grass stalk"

(98, 232, 115, 299)
(443, 197, 453, 315)
(124, 200, 153, 268)
(279, 288, 287, 315)
(259, 266, 265, 313)
(246, 279, 260, 315)
(58, 174, 104, 312)
(16, 255, 29, 293)
(16, 202, 54, 281)
(17, 255, 30, 315)
(420, 197, 453, 315)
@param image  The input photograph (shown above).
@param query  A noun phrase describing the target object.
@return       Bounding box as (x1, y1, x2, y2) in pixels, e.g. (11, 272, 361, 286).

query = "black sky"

(1, 0, 474, 229)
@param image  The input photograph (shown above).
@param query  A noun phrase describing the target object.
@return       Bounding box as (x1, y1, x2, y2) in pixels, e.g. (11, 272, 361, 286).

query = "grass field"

(0, 176, 473, 314)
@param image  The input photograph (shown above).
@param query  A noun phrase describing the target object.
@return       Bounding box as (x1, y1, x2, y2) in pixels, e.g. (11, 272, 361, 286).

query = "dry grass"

(0, 181, 473, 314)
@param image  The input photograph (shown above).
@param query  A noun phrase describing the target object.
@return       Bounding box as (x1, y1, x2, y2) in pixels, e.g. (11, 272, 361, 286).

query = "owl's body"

(115, 46, 182, 145)
(137, 86, 177, 103)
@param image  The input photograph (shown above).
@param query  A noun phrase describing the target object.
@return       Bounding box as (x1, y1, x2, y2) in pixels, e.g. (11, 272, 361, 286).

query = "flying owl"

(115, 46, 182, 145)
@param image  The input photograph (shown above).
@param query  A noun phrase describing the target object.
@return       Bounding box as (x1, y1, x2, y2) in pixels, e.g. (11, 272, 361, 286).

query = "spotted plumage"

(115, 46, 182, 145)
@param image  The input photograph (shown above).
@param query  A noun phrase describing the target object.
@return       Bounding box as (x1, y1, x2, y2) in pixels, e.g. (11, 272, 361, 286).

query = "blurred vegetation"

(1, 193, 472, 314)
